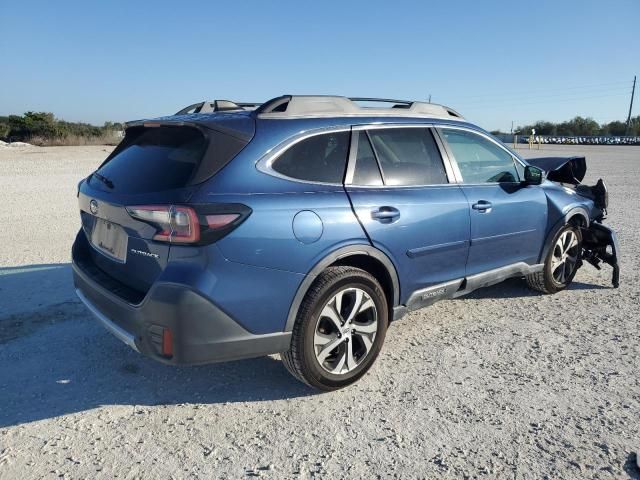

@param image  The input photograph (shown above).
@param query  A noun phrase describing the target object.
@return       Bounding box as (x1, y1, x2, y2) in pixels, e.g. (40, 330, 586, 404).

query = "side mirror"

(524, 165, 543, 185)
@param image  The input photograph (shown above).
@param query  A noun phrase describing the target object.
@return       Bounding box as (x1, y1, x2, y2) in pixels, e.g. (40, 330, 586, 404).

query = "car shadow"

(0, 264, 316, 429)
(624, 452, 640, 479)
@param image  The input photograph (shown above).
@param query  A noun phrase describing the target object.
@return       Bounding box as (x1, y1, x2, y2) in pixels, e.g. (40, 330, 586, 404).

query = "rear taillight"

(126, 204, 250, 245)
(126, 205, 200, 243)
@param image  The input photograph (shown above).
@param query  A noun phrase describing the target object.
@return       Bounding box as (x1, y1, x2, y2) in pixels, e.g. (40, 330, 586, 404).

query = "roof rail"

(255, 95, 464, 120)
(175, 100, 260, 115)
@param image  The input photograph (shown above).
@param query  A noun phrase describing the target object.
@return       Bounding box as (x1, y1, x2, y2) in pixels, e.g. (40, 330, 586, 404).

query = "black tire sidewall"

(299, 271, 388, 390)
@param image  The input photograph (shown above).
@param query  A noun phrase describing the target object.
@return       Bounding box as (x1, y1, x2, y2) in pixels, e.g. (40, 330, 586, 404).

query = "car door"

(345, 125, 470, 305)
(436, 127, 547, 276)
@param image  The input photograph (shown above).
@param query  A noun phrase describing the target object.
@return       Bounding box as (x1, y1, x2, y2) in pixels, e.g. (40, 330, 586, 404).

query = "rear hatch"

(76, 117, 254, 299)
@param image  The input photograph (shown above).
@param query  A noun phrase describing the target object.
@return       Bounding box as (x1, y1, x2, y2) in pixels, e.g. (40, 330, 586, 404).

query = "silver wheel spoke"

(562, 232, 571, 253)
(345, 289, 364, 323)
(320, 305, 343, 331)
(317, 337, 343, 363)
(345, 340, 356, 370)
(357, 332, 374, 352)
(358, 297, 375, 315)
(353, 321, 377, 334)
(329, 352, 346, 374)
(314, 331, 335, 347)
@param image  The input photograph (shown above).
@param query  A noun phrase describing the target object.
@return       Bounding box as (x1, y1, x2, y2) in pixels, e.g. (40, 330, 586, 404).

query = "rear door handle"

(371, 206, 400, 223)
(472, 200, 493, 212)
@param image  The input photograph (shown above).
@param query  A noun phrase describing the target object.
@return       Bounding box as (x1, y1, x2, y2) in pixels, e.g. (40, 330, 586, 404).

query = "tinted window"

(90, 126, 207, 193)
(272, 131, 350, 183)
(367, 128, 447, 186)
(352, 132, 383, 185)
(442, 129, 519, 183)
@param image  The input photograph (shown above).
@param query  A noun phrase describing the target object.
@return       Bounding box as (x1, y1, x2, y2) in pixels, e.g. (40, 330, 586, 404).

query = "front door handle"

(371, 206, 400, 223)
(472, 200, 493, 212)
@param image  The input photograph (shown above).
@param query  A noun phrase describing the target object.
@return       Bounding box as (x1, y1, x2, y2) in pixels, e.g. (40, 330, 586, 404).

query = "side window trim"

(345, 124, 458, 187)
(364, 130, 387, 185)
(256, 126, 351, 186)
(436, 126, 524, 185)
(431, 127, 463, 183)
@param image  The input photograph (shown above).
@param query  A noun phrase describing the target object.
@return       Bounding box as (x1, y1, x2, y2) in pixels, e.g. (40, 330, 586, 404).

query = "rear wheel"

(527, 224, 582, 294)
(281, 266, 388, 391)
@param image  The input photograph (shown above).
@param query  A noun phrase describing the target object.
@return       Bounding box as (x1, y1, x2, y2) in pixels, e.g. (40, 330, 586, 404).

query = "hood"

(526, 156, 586, 184)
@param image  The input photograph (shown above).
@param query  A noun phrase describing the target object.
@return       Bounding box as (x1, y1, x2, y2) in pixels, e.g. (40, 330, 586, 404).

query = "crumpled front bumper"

(582, 222, 620, 288)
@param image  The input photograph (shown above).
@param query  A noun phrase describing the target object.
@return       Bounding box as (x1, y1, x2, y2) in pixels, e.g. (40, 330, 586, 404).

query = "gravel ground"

(0, 144, 638, 479)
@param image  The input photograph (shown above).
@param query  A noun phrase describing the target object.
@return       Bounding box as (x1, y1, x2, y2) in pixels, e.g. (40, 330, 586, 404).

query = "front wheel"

(527, 224, 582, 294)
(281, 266, 388, 391)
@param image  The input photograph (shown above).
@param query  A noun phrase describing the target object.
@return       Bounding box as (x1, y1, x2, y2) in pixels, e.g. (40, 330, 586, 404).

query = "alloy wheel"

(313, 287, 378, 375)
(551, 230, 580, 284)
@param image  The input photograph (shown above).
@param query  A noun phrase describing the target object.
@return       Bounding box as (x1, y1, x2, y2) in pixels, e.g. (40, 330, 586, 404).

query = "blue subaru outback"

(72, 95, 619, 390)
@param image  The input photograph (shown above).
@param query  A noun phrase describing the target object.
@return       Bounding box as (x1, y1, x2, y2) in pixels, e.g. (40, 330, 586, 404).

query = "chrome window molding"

(255, 122, 527, 189)
(255, 126, 352, 186)
(345, 123, 459, 188)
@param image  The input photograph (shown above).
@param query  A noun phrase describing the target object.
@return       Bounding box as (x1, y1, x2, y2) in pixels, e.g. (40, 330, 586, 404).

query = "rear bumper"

(72, 260, 292, 365)
(76, 288, 139, 352)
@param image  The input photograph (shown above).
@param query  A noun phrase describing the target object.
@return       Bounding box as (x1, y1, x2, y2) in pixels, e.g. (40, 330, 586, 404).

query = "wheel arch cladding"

(538, 206, 589, 263)
(284, 245, 400, 332)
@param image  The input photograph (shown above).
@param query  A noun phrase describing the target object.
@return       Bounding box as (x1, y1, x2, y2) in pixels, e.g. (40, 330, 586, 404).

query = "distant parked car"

(72, 95, 619, 390)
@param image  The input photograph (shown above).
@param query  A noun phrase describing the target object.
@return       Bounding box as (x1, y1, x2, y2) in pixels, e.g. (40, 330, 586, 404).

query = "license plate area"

(90, 218, 128, 263)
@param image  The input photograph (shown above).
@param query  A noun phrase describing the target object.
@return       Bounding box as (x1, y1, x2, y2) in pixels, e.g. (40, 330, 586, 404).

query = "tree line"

(0, 112, 123, 146)
(493, 115, 640, 137)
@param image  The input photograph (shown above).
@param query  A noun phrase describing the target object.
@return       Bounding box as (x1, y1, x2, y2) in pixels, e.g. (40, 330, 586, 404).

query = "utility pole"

(428, 94, 432, 103)
(626, 75, 636, 135)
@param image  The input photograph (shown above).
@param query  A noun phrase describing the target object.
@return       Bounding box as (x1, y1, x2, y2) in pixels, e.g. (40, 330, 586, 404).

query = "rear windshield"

(89, 126, 207, 193)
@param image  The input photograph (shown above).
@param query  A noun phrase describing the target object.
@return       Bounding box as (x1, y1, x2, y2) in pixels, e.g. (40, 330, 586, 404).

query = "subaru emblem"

(90, 199, 99, 215)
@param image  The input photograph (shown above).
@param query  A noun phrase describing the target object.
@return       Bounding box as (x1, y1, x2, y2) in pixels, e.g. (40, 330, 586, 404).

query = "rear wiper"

(93, 172, 114, 189)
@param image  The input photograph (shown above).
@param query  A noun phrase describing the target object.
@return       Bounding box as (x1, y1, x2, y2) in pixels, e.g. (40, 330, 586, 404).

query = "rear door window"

(90, 126, 207, 193)
(366, 128, 448, 186)
(441, 129, 520, 183)
(272, 131, 350, 183)
(352, 132, 383, 186)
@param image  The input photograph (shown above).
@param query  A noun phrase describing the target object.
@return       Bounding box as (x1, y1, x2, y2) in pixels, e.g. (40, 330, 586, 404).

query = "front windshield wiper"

(92, 172, 114, 189)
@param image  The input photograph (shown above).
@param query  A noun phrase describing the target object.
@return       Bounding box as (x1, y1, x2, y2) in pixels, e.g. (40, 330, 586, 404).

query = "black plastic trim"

(284, 245, 400, 332)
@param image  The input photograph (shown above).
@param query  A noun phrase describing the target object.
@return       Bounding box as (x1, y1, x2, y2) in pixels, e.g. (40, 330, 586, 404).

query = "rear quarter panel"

(188, 120, 371, 275)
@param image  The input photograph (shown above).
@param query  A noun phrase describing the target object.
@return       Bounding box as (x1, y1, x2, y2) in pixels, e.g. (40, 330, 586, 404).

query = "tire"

(526, 224, 583, 294)
(281, 266, 388, 391)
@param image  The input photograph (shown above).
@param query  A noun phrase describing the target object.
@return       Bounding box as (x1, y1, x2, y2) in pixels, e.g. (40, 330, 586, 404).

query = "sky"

(1, 0, 638, 132)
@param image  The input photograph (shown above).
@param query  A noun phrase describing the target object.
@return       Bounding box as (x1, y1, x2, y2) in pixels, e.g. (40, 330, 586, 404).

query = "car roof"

(165, 95, 464, 121)
(253, 95, 465, 121)
(127, 95, 482, 140)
